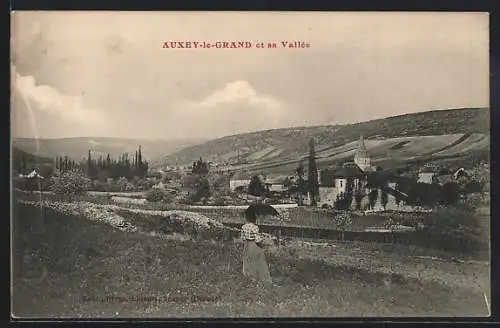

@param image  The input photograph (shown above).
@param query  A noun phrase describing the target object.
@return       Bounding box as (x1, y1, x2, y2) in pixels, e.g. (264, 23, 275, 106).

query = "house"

(417, 165, 438, 184)
(316, 135, 375, 207)
(264, 177, 288, 193)
(380, 183, 410, 210)
(317, 162, 366, 207)
(437, 167, 454, 185)
(22, 169, 44, 179)
(229, 171, 253, 192)
(152, 181, 166, 190)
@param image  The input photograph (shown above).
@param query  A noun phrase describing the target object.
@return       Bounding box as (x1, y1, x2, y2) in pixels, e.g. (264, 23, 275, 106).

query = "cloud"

(11, 64, 109, 136)
(168, 80, 297, 139)
(198, 80, 283, 110)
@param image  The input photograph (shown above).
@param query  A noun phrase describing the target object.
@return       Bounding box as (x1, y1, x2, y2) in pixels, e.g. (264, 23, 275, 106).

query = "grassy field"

(12, 201, 489, 318)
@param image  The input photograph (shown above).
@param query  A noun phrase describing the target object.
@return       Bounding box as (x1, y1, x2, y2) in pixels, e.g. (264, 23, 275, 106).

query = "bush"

(145, 189, 167, 203)
(354, 191, 364, 210)
(422, 202, 487, 254)
(248, 175, 267, 197)
(464, 180, 483, 194)
(49, 171, 92, 199)
(334, 192, 353, 210)
(13, 176, 51, 192)
(334, 211, 352, 241)
(125, 182, 136, 192)
(368, 189, 378, 209)
(191, 177, 211, 202)
(116, 177, 129, 192)
(440, 182, 461, 205)
(213, 197, 226, 206)
(407, 183, 441, 207)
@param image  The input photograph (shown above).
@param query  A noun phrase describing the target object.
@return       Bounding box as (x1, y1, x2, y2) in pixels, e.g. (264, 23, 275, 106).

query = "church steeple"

(358, 135, 366, 150)
(354, 135, 371, 172)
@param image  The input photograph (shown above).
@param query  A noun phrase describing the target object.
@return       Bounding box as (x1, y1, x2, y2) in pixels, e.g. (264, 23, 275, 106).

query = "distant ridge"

(158, 107, 489, 169)
(11, 137, 206, 163)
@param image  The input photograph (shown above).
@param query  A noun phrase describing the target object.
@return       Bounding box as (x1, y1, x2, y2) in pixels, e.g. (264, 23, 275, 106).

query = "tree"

(117, 177, 129, 191)
(464, 180, 483, 194)
(440, 182, 461, 205)
(125, 182, 136, 192)
(49, 171, 92, 199)
(307, 138, 319, 206)
(354, 190, 364, 210)
(87, 149, 93, 178)
(192, 157, 209, 175)
(248, 175, 267, 198)
(334, 192, 353, 210)
(407, 182, 441, 207)
(296, 160, 306, 206)
(145, 189, 166, 202)
(381, 188, 389, 209)
(368, 189, 378, 209)
(383, 217, 398, 244)
(191, 177, 210, 203)
(24, 176, 41, 193)
(334, 211, 352, 241)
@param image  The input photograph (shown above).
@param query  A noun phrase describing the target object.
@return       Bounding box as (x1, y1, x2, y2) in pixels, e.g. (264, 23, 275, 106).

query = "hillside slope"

(12, 137, 206, 163)
(159, 107, 489, 171)
(11, 147, 54, 175)
(12, 147, 53, 165)
(239, 133, 489, 175)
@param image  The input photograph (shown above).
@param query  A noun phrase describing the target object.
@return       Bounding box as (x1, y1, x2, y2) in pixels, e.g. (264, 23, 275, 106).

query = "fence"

(223, 221, 486, 254)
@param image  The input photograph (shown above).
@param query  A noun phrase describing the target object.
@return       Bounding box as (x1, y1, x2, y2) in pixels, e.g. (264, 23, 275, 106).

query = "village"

(137, 135, 485, 214)
(13, 134, 486, 217)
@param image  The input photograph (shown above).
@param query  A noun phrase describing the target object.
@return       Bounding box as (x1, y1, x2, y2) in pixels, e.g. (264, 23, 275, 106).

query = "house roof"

(265, 176, 286, 184)
(319, 169, 336, 187)
(24, 169, 44, 179)
(420, 167, 437, 174)
(367, 170, 398, 181)
(363, 166, 377, 173)
(438, 168, 452, 175)
(319, 163, 366, 186)
(332, 164, 364, 178)
(382, 185, 409, 200)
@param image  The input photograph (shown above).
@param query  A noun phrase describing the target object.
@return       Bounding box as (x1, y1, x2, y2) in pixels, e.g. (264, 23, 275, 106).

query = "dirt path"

(277, 240, 490, 296)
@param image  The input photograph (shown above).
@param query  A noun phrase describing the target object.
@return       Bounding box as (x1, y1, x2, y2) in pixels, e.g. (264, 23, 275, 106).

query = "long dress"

(241, 223, 272, 283)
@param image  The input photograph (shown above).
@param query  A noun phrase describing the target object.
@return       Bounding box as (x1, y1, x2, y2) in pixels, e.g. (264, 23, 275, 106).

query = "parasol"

(245, 203, 281, 218)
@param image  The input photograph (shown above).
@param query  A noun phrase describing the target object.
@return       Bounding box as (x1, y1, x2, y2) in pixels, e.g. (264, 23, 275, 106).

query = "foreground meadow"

(12, 201, 489, 318)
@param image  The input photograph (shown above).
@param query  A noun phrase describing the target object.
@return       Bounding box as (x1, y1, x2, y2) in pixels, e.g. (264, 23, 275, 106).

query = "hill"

(12, 147, 53, 166)
(12, 137, 206, 163)
(158, 107, 490, 173)
(11, 147, 54, 176)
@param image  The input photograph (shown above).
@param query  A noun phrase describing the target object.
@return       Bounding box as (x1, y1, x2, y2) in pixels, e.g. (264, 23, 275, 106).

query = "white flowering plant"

(49, 171, 92, 200)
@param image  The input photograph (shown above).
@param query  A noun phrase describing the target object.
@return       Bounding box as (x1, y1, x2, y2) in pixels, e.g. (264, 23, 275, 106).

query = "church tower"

(354, 135, 372, 172)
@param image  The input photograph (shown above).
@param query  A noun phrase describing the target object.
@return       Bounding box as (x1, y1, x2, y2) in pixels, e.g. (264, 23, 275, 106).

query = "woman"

(241, 209, 272, 284)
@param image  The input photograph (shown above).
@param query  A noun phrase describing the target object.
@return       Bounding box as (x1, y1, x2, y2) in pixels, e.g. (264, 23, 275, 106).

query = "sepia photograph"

(10, 11, 490, 318)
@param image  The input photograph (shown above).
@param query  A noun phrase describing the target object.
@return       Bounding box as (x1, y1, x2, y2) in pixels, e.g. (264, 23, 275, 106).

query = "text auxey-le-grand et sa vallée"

(162, 40, 311, 49)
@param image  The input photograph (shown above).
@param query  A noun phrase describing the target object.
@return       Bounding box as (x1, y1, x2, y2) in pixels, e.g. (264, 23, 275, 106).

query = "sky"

(10, 11, 489, 140)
